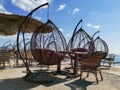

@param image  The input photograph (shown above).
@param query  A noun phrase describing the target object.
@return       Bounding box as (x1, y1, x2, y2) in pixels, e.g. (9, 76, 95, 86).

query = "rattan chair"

(79, 51, 107, 84)
(0, 51, 12, 68)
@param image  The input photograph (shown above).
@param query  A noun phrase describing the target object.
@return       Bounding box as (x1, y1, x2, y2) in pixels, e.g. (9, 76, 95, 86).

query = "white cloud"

(11, 0, 51, 12)
(0, 34, 17, 40)
(0, 33, 32, 47)
(0, 5, 11, 14)
(25, 33, 33, 40)
(57, 4, 66, 11)
(73, 8, 79, 14)
(87, 23, 100, 29)
(34, 16, 42, 21)
(0, 35, 17, 46)
(59, 28, 63, 32)
(0, 4, 11, 14)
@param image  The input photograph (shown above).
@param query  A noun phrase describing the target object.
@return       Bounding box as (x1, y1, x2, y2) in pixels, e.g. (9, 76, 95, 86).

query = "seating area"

(0, 3, 109, 85)
(16, 12, 109, 84)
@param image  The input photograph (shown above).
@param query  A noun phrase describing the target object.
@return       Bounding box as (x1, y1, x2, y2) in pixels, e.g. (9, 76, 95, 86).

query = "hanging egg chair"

(91, 31, 109, 58)
(68, 19, 93, 53)
(70, 28, 93, 51)
(31, 19, 67, 65)
(93, 36, 109, 58)
(17, 3, 67, 76)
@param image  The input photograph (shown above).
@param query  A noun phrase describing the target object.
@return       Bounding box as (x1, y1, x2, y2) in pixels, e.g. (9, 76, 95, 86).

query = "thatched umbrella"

(0, 12, 43, 51)
(0, 13, 43, 35)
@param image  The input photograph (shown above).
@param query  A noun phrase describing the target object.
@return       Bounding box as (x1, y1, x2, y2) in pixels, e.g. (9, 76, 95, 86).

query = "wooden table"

(57, 51, 88, 75)
(72, 51, 88, 75)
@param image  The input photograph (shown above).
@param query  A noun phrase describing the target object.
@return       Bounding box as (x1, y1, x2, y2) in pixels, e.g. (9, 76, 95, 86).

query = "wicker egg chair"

(17, 3, 67, 77)
(68, 20, 92, 50)
(93, 36, 109, 58)
(31, 19, 67, 67)
(68, 19, 93, 69)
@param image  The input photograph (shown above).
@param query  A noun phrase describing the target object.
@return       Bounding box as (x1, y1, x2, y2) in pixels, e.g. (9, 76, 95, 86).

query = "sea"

(103, 55, 120, 67)
(114, 55, 120, 67)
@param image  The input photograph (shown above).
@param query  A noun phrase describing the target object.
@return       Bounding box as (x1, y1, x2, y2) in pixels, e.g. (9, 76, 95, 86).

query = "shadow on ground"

(0, 77, 39, 90)
(0, 71, 72, 90)
(65, 79, 93, 90)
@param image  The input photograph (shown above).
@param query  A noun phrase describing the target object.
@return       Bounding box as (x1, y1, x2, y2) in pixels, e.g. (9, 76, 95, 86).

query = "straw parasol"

(0, 13, 43, 35)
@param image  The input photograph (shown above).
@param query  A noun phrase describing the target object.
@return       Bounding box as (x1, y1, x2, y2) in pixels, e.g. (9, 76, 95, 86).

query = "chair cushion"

(71, 48, 89, 52)
(31, 48, 63, 65)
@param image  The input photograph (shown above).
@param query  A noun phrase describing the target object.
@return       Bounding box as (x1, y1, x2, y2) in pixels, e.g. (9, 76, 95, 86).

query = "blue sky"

(0, 0, 120, 54)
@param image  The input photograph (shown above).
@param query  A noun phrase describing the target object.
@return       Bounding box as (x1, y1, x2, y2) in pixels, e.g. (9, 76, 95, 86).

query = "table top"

(74, 51, 88, 54)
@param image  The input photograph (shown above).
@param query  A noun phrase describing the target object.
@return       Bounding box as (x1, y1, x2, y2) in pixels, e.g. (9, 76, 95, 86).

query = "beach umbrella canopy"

(0, 13, 43, 35)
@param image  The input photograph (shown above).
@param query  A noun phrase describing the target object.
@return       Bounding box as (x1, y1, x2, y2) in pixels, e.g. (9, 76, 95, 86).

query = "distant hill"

(0, 13, 43, 35)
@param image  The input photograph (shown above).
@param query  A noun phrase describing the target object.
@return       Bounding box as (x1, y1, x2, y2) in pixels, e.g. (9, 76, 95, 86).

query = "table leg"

(74, 54, 78, 75)
(57, 61, 61, 72)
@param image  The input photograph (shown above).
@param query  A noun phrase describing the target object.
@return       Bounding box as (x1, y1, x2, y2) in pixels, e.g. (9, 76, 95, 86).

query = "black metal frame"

(17, 3, 49, 75)
(17, 3, 67, 77)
